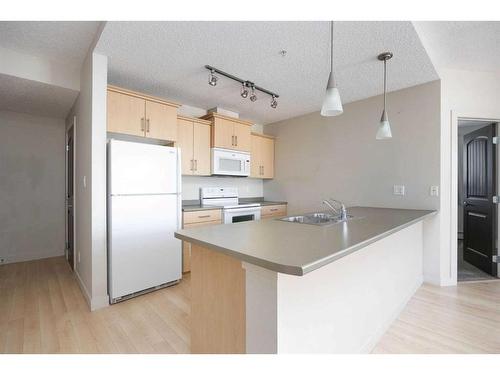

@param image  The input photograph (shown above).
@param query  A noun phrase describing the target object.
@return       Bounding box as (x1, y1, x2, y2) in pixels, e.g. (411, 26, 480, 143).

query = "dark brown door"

(66, 128, 74, 270)
(463, 124, 497, 276)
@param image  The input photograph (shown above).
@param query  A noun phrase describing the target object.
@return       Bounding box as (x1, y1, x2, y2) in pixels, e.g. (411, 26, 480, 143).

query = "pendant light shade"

(376, 110, 392, 139)
(321, 21, 343, 117)
(376, 52, 393, 139)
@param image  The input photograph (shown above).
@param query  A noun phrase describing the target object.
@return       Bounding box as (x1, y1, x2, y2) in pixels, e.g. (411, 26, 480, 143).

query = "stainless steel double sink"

(279, 212, 353, 226)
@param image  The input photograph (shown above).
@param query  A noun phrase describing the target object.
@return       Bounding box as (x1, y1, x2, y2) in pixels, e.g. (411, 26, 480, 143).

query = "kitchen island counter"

(176, 206, 436, 354)
(175, 206, 435, 276)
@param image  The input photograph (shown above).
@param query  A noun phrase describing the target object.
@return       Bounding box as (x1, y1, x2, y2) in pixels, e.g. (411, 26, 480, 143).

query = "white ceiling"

(96, 21, 438, 125)
(0, 21, 101, 69)
(0, 73, 79, 118)
(414, 21, 500, 73)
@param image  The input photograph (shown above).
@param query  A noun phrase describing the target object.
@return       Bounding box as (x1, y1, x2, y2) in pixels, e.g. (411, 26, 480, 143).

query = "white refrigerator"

(108, 139, 182, 303)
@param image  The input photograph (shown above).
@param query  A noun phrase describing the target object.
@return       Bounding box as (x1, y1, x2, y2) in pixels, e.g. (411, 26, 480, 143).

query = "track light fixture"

(208, 69, 218, 86)
(270, 95, 278, 109)
(240, 82, 249, 98)
(205, 65, 279, 108)
(249, 85, 257, 102)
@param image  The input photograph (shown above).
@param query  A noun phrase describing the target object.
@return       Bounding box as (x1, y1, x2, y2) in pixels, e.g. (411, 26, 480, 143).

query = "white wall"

(182, 176, 263, 200)
(66, 51, 108, 311)
(440, 68, 500, 284)
(264, 80, 441, 214)
(0, 110, 65, 263)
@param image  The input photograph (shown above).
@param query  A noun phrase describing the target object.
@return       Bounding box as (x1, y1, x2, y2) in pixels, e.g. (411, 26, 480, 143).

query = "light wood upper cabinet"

(177, 116, 212, 176)
(177, 117, 194, 174)
(107, 86, 179, 141)
(193, 121, 211, 175)
(233, 122, 252, 151)
(201, 113, 253, 152)
(107, 90, 146, 137)
(250, 133, 275, 179)
(212, 117, 235, 150)
(145, 100, 178, 141)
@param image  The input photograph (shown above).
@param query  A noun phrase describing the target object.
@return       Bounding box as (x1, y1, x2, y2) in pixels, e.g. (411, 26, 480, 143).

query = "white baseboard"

(2, 249, 65, 264)
(74, 269, 109, 311)
(360, 276, 423, 354)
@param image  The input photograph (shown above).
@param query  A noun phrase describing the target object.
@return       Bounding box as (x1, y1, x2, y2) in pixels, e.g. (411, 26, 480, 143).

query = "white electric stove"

(200, 187, 261, 224)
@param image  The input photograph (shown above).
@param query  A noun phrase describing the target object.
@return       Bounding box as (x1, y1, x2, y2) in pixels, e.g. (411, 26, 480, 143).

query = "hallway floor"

(458, 240, 495, 282)
(2, 256, 500, 353)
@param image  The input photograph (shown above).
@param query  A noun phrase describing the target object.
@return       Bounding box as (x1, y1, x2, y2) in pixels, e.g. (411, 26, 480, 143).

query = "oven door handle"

(224, 207, 261, 214)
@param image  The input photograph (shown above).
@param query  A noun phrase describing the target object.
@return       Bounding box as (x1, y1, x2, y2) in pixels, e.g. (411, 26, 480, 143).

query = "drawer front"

(183, 209, 222, 224)
(261, 204, 287, 218)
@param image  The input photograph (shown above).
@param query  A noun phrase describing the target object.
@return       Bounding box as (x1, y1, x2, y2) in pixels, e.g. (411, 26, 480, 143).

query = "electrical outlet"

(393, 185, 405, 196)
(430, 185, 439, 197)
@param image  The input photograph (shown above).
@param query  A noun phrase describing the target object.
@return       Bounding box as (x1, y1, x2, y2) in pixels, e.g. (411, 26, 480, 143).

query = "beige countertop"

(175, 206, 436, 276)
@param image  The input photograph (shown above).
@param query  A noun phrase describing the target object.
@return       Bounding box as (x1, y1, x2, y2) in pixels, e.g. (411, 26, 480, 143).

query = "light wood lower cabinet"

(107, 86, 179, 142)
(261, 204, 287, 219)
(182, 209, 222, 273)
(177, 116, 211, 175)
(251, 133, 275, 179)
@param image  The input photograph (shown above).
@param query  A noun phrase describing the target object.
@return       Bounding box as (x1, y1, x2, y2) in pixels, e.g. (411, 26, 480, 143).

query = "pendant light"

(376, 52, 393, 139)
(321, 21, 343, 116)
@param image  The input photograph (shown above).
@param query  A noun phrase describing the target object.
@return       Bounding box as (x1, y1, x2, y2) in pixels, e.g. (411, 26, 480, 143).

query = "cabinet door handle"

(198, 215, 211, 218)
(190, 159, 194, 171)
(141, 117, 145, 132)
(194, 159, 197, 171)
(146, 118, 150, 133)
(235, 135, 238, 146)
(270, 208, 278, 212)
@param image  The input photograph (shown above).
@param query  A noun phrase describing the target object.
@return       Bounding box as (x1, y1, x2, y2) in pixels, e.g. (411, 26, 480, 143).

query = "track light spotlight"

(241, 82, 249, 98)
(208, 69, 218, 86)
(249, 86, 257, 102)
(270, 95, 278, 109)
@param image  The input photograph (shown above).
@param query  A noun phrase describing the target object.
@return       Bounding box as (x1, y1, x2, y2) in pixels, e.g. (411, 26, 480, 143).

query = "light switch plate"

(430, 185, 439, 196)
(393, 185, 405, 196)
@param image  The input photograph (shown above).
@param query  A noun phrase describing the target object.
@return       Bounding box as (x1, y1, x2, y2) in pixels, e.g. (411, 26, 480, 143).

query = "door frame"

(451, 111, 500, 283)
(65, 116, 77, 271)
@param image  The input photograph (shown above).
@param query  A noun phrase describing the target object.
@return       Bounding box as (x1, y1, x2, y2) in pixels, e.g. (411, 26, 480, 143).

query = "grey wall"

(263, 80, 441, 215)
(0, 110, 65, 263)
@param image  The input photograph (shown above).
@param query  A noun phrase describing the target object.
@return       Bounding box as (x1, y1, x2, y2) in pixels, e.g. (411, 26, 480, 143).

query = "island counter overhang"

(175, 207, 436, 354)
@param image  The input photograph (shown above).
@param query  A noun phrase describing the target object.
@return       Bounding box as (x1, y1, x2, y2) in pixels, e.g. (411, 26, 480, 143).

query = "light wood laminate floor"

(0, 256, 190, 353)
(1, 256, 500, 354)
(373, 281, 500, 353)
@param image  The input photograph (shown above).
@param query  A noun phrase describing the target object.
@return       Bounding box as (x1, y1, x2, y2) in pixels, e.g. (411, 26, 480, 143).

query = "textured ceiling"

(0, 74, 79, 119)
(414, 21, 500, 73)
(0, 21, 101, 68)
(96, 21, 438, 125)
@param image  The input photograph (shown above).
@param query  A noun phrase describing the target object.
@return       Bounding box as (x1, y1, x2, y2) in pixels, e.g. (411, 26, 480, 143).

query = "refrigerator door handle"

(176, 147, 182, 230)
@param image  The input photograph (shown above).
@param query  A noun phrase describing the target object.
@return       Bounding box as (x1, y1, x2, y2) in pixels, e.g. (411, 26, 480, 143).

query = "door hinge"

(493, 255, 499, 263)
(66, 145, 70, 151)
(493, 136, 498, 145)
(493, 196, 499, 204)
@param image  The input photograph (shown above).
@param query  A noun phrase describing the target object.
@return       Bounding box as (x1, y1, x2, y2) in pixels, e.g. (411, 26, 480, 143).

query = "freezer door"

(109, 194, 181, 300)
(109, 139, 179, 195)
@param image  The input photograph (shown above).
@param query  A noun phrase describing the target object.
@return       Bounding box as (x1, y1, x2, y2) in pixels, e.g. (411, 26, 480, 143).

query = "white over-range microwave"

(211, 148, 251, 176)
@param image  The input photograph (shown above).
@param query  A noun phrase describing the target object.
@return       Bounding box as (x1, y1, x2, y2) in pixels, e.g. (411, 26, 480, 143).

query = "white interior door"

(109, 194, 181, 300)
(110, 140, 178, 195)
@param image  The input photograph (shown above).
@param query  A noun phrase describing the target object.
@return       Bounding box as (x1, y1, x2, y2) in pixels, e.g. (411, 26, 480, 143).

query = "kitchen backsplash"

(182, 176, 263, 200)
